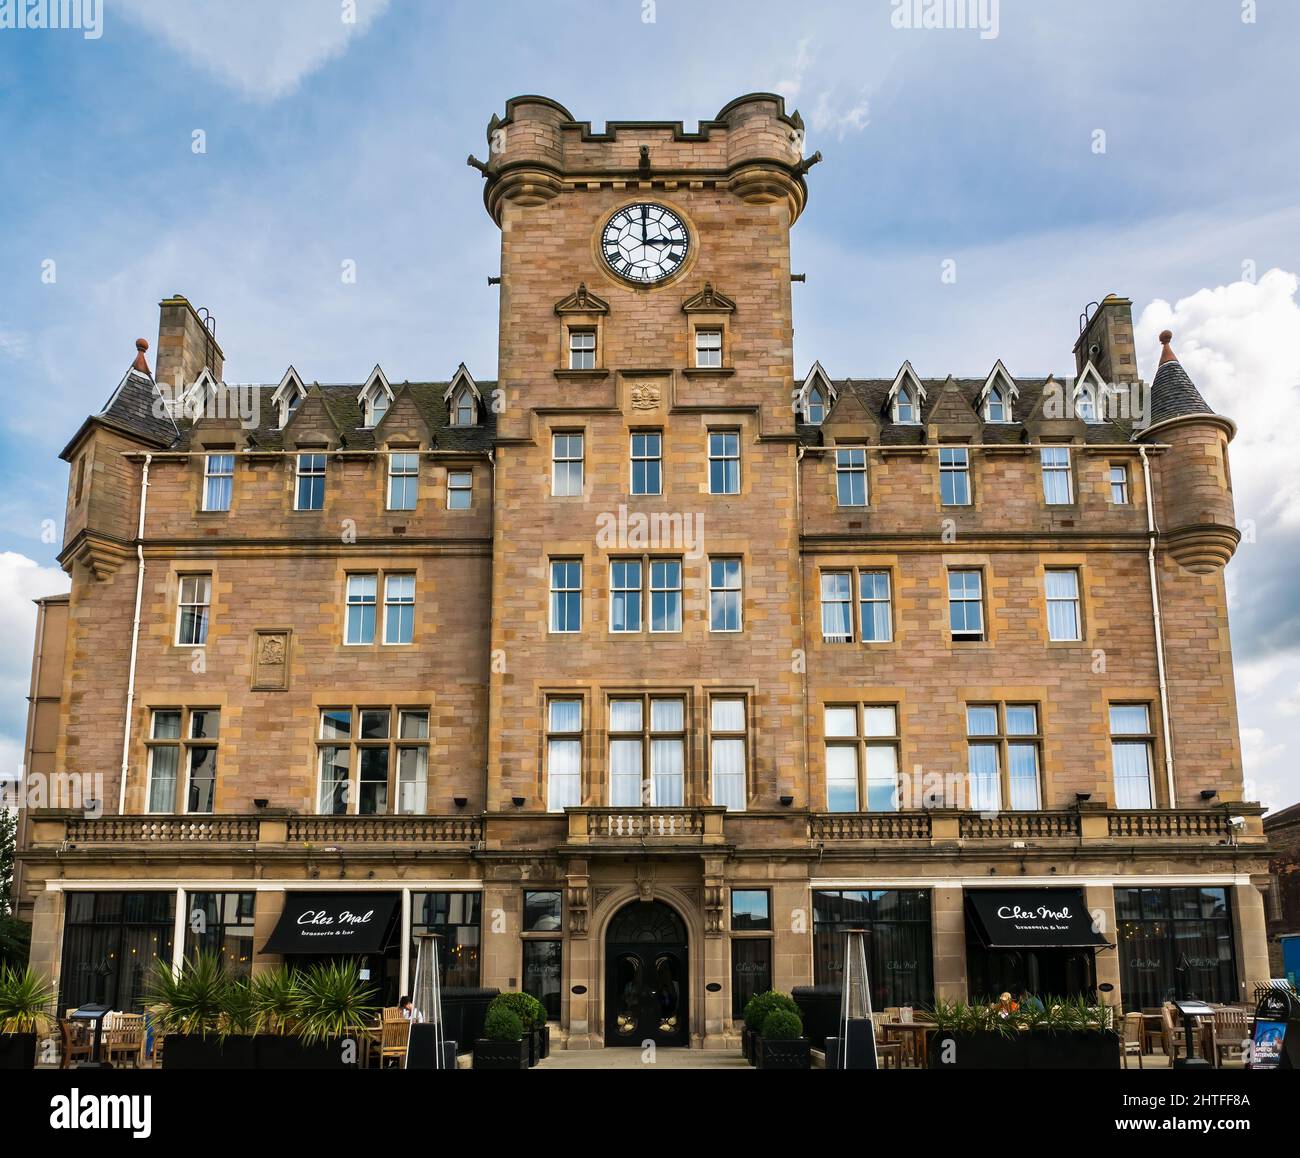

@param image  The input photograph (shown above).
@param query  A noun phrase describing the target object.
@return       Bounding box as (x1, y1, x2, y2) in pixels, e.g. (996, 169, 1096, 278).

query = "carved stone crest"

(252, 630, 291, 691)
(630, 384, 660, 410)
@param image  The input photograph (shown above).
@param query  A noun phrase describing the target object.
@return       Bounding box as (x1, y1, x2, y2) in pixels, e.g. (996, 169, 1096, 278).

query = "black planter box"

(792, 985, 842, 1053)
(0, 1033, 37, 1070)
(161, 1034, 256, 1070)
(928, 1029, 1121, 1070)
(538, 1025, 551, 1060)
(473, 1038, 530, 1070)
(756, 1037, 811, 1070)
(742, 1028, 760, 1064)
(525, 1028, 542, 1067)
(254, 1035, 362, 1069)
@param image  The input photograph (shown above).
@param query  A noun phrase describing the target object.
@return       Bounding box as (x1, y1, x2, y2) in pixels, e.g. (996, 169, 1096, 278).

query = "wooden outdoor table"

(880, 1021, 931, 1068)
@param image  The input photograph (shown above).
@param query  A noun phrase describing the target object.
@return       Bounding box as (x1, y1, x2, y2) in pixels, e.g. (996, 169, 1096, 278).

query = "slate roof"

(90, 378, 497, 453)
(796, 375, 1136, 446)
(1148, 358, 1215, 428)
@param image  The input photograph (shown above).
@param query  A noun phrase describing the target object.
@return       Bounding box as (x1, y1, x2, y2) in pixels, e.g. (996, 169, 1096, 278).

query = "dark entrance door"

(604, 901, 689, 1047)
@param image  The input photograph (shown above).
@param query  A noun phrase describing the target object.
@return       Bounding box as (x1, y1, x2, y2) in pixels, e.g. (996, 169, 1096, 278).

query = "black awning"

(966, 888, 1109, 950)
(262, 892, 400, 955)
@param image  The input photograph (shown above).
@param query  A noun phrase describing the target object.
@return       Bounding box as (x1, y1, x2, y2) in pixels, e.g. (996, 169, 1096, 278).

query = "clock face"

(601, 203, 689, 284)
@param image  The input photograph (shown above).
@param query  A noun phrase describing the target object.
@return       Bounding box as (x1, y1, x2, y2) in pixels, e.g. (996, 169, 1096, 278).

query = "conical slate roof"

(1148, 330, 1215, 428)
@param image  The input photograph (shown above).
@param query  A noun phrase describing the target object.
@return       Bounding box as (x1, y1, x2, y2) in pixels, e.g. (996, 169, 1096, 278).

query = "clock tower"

(475, 94, 816, 1047)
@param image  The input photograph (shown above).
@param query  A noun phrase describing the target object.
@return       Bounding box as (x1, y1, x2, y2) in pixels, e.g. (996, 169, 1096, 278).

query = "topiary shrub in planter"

(488, 992, 547, 1066)
(0, 966, 52, 1070)
(756, 1008, 811, 1071)
(926, 995, 1120, 1070)
(742, 990, 800, 1066)
(473, 1005, 529, 1070)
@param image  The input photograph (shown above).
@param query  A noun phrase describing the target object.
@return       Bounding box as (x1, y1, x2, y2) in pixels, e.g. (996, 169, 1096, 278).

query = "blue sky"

(0, 0, 1297, 807)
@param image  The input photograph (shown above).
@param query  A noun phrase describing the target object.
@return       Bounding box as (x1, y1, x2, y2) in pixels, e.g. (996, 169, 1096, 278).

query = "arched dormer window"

(895, 384, 919, 424)
(452, 386, 476, 426)
(984, 385, 1007, 423)
(806, 385, 827, 424)
(358, 366, 394, 429)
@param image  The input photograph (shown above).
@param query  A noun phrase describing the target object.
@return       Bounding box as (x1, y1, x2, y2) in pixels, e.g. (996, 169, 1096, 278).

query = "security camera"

(1229, 816, 1246, 830)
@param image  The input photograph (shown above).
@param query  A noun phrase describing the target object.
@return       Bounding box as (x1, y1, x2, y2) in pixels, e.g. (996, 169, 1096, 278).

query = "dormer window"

(452, 387, 476, 427)
(1075, 385, 1099, 423)
(273, 367, 307, 429)
(366, 392, 389, 427)
(895, 385, 919, 424)
(284, 393, 302, 424)
(984, 385, 1007, 423)
(806, 385, 827, 424)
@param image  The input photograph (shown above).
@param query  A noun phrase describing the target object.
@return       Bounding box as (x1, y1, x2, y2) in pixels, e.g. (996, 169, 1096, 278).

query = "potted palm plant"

(150, 954, 255, 1069)
(282, 959, 377, 1069)
(473, 1004, 529, 1070)
(755, 1008, 811, 1070)
(0, 966, 53, 1069)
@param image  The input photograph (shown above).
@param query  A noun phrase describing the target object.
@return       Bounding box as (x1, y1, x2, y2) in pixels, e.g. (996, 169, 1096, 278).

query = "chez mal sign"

(297, 908, 377, 940)
(969, 889, 1107, 949)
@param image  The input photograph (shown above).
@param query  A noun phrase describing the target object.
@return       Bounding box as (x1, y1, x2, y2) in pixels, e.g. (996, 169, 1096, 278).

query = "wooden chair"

(1160, 1003, 1201, 1061)
(58, 1019, 93, 1068)
(378, 1014, 411, 1067)
(102, 1013, 145, 1068)
(1121, 1012, 1144, 1069)
(1213, 1007, 1248, 1066)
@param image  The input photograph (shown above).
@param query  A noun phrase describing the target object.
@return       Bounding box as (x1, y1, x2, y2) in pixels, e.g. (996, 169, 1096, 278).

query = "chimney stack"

(154, 294, 224, 390)
(1073, 294, 1137, 384)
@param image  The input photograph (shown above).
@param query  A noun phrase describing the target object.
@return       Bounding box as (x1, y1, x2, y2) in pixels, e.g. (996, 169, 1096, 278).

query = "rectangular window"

(859, 570, 893, 643)
(550, 560, 582, 633)
(609, 560, 642, 633)
(1045, 568, 1081, 641)
(966, 703, 1041, 811)
(821, 571, 853, 643)
(146, 708, 219, 814)
(552, 433, 584, 497)
(58, 892, 176, 1014)
(608, 696, 685, 807)
(1114, 887, 1237, 1012)
(731, 889, 771, 931)
(387, 452, 419, 511)
(447, 469, 472, 510)
(939, 447, 971, 506)
(630, 432, 662, 496)
(709, 558, 743, 632)
(731, 938, 772, 1019)
(203, 454, 234, 512)
(384, 574, 415, 645)
(1110, 464, 1130, 504)
(835, 447, 867, 507)
(522, 940, 562, 1022)
(176, 575, 211, 647)
(411, 892, 481, 987)
(546, 699, 582, 812)
(947, 569, 984, 640)
(1041, 446, 1073, 505)
(824, 705, 900, 813)
(345, 574, 377, 645)
(649, 560, 682, 633)
(812, 890, 934, 1009)
(1110, 704, 1155, 809)
(184, 892, 255, 978)
(710, 698, 747, 811)
(708, 431, 740, 495)
(295, 452, 326, 511)
(695, 328, 723, 368)
(317, 707, 428, 815)
(568, 329, 596, 370)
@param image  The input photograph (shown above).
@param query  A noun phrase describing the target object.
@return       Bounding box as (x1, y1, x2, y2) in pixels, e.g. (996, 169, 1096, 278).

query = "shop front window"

(1115, 886, 1237, 1011)
(812, 889, 933, 1009)
(411, 892, 482, 988)
(59, 892, 176, 1013)
(184, 891, 255, 978)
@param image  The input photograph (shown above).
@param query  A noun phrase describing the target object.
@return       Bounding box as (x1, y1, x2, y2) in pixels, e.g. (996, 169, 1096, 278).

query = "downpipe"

(117, 453, 152, 815)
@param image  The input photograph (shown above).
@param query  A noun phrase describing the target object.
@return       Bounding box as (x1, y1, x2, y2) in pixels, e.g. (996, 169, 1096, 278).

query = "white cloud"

(773, 35, 872, 140)
(0, 553, 69, 779)
(0, 330, 27, 359)
(117, 0, 391, 102)
(774, 35, 814, 101)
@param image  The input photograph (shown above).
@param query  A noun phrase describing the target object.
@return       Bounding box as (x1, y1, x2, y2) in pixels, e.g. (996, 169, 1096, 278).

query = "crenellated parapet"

(478, 92, 812, 224)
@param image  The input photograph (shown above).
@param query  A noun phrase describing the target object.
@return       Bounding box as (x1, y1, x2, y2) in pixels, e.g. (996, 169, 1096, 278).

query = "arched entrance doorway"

(604, 900, 689, 1047)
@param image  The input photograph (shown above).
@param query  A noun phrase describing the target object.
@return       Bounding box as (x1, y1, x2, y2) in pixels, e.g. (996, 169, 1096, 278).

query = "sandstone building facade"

(15, 94, 1270, 1047)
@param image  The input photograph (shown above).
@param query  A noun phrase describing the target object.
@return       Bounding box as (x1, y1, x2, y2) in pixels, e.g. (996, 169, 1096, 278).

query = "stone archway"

(603, 899, 689, 1047)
